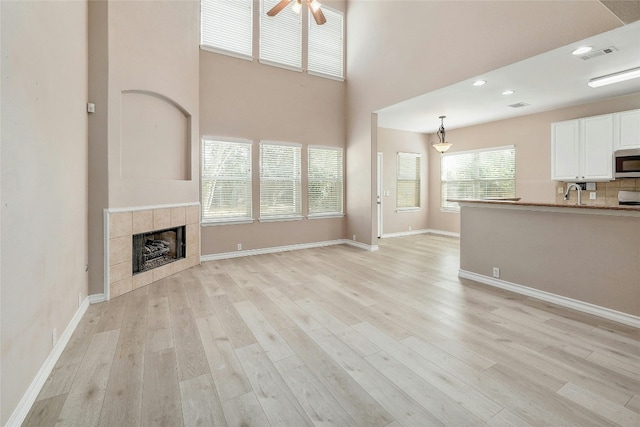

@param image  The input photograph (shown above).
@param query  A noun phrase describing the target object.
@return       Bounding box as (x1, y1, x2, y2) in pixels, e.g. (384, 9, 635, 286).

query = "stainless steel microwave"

(615, 149, 640, 178)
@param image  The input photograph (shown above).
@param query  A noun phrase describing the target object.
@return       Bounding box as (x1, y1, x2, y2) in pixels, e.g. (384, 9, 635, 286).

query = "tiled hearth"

(105, 203, 200, 299)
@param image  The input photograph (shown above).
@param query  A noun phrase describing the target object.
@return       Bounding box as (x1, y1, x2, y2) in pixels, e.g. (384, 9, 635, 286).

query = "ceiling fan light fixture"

(432, 116, 453, 154)
(291, 0, 302, 14)
(588, 67, 640, 88)
(309, 0, 322, 13)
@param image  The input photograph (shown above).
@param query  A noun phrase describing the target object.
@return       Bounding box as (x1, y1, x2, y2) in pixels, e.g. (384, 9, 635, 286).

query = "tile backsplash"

(555, 178, 640, 206)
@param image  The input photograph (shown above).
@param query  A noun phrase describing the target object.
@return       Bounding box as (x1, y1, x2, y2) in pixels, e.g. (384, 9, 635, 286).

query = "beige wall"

(459, 204, 640, 317)
(1, 1, 89, 424)
(377, 127, 430, 236)
(88, 0, 200, 295)
(427, 93, 640, 234)
(199, 0, 347, 255)
(346, 0, 623, 246)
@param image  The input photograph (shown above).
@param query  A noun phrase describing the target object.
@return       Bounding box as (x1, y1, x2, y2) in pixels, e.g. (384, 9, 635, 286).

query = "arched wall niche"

(120, 89, 191, 181)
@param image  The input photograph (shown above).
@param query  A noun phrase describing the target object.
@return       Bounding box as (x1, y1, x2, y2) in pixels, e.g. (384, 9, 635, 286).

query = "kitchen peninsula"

(451, 199, 640, 327)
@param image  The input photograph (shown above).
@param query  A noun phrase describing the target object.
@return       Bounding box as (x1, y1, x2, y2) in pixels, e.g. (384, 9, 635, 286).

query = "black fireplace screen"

(132, 226, 186, 274)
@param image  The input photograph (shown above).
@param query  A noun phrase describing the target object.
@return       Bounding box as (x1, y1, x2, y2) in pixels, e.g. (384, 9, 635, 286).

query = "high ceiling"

(376, 20, 640, 133)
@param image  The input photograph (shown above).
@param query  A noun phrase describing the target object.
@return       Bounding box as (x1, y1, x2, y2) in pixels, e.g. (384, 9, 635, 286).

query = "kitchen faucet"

(564, 183, 583, 205)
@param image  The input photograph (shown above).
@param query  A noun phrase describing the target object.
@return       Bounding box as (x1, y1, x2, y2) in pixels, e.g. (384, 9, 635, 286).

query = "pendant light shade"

(432, 116, 453, 153)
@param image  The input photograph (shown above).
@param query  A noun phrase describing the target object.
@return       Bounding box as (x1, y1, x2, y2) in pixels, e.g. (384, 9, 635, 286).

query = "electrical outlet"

(409, 226, 412, 231)
(78, 293, 82, 307)
(590, 192, 596, 200)
(237, 243, 242, 251)
(352, 235, 356, 241)
(558, 187, 564, 194)
(492, 267, 500, 278)
(52, 328, 58, 348)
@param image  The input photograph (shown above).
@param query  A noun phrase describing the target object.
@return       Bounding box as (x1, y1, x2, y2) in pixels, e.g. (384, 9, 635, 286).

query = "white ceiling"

(376, 20, 640, 133)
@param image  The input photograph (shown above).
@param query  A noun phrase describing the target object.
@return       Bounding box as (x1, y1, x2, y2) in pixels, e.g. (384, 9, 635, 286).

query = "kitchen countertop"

(448, 199, 640, 214)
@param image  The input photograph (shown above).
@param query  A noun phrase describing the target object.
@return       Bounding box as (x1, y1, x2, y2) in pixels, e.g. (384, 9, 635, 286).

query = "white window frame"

(201, 137, 254, 225)
(441, 145, 516, 212)
(259, 141, 303, 221)
(259, 0, 303, 71)
(308, 6, 344, 80)
(200, 0, 253, 61)
(307, 145, 344, 218)
(396, 152, 422, 212)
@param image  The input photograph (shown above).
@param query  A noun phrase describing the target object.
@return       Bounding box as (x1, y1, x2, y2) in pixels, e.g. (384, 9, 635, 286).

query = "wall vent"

(578, 46, 618, 60)
(508, 102, 530, 108)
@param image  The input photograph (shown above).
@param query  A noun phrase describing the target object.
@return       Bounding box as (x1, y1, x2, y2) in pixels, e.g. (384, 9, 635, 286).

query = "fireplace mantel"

(104, 203, 200, 299)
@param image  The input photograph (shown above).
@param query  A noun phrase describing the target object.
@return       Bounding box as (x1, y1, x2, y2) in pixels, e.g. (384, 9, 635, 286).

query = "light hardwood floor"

(24, 234, 640, 426)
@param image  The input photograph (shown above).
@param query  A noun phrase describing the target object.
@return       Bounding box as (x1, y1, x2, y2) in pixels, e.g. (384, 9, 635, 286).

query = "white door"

(377, 152, 383, 238)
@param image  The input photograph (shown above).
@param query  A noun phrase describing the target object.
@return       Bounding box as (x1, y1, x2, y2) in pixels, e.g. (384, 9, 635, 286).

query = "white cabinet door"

(551, 120, 580, 181)
(581, 114, 613, 180)
(614, 109, 640, 150)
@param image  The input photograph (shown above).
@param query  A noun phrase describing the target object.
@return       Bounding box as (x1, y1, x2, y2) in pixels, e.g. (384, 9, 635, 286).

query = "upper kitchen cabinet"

(551, 114, 613, 182)
(614, 109, 640, 150)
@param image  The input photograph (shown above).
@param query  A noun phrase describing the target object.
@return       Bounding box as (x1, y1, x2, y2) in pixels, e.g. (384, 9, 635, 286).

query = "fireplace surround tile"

(171, 206, 186, 227)
(186, 205, 199, 224)
(153, 208, 171, 230)
(133, 270, 154, 290)
(107, 203, 200, 299)
(110, 261, 132, 284)
(110, 236, 132, 265)
(132, 210, 154, 234)
(110, 212, 132, 238)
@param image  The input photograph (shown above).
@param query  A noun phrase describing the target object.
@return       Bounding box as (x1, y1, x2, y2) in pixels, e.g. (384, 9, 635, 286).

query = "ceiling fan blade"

(311, 6, 327, 25)
(267, 0, 292, 16)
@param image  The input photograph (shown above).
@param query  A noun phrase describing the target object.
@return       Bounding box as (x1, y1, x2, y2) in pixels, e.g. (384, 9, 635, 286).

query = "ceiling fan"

(267, 0, 327, 25)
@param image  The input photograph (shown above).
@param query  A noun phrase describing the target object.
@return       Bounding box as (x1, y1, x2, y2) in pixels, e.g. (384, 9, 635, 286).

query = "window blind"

(308, 7, 344, 79)
(441, 145, 516, 211)
(201, 0, 253, 59)
(260, 141, 302, 218)
(397, 152, 421, 209)
(260, 0, 302, 70)
(308, 146, 343, 216)
(201, 139, 253, 222)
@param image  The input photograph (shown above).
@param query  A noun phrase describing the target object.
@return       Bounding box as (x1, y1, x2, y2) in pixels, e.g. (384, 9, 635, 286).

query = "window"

(308, 146, 343, 216)
(201, 138, 252, 223)
(260, 141, 302, 219)
(201, 0, 253, 59)
(308, 7, 344, 79)
(396, 152, 421, 210)
(260, 0, 302, 70)
(441, 145, 516, 211)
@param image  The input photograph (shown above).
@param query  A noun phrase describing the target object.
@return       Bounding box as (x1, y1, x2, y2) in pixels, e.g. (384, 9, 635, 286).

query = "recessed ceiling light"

(572, 46, 593, 55)
(472, 80, 486, 87)
(502, 90, 515, 95)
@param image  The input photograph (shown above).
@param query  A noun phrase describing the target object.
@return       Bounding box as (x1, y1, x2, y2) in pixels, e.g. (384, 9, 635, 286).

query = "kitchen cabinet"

(551, 114, 613, 181)
(614, 109, 640, 150)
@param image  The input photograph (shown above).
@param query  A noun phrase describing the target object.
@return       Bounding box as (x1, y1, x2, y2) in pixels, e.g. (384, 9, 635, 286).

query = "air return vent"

(578, 46, 618, 60)
(508, 102, 530, 108)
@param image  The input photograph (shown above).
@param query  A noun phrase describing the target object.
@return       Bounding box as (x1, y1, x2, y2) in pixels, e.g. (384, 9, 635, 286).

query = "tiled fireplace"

(105, 203, 200, 299)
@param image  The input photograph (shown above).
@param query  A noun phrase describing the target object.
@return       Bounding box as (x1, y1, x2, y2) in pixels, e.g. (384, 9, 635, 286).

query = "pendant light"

(432, 116, 453, 153)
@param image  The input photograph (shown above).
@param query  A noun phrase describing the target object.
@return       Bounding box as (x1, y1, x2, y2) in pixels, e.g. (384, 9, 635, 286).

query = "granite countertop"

(447, 199, 640, 211)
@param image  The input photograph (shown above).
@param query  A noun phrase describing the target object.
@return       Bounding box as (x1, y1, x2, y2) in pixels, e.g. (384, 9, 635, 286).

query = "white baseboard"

(426, 229, 460, 238)
(381, 229, 460, 239)
(458, 269, 640, 328)
(6, 297, 91, 427)
(88, 293, 106, 304)
(381, 229, 430, 238)
(345, 240, 379, 251)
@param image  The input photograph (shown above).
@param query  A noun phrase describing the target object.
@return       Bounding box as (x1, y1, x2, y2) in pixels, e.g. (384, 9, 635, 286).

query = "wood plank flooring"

(23, 234, 640, 426)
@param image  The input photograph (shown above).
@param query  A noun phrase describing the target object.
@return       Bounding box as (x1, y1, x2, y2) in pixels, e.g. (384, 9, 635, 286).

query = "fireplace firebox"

(132, 226, 186, 274)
